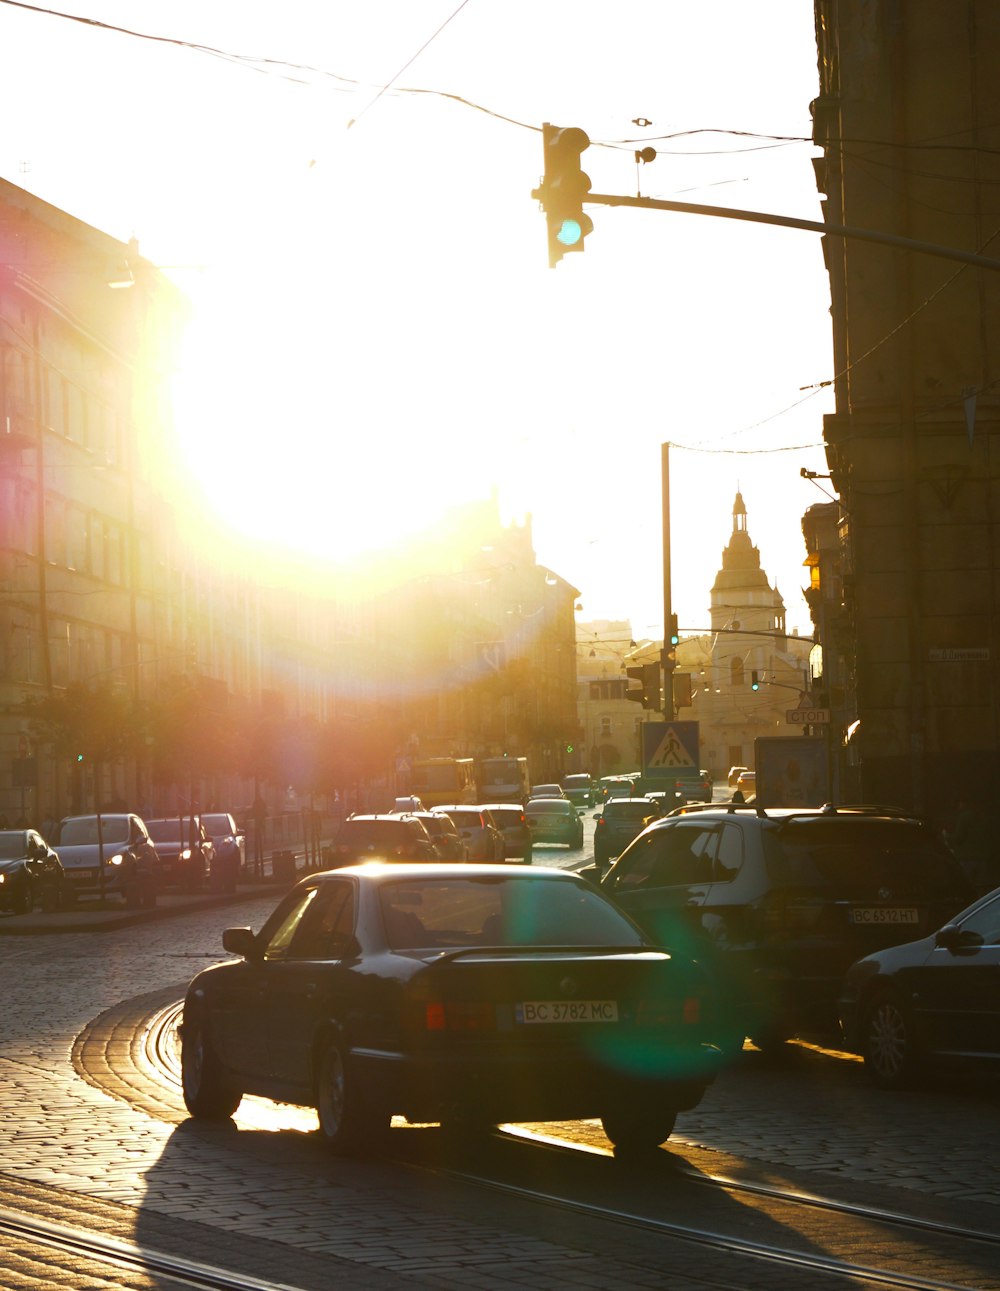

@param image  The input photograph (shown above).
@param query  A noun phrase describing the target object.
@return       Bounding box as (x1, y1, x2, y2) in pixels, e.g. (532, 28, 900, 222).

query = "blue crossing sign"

(641, 721, 700, 776)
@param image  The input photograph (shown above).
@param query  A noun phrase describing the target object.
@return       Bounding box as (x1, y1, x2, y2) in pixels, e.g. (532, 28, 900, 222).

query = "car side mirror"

(222, 926, 258, 959)
(935, 924, 983, 951)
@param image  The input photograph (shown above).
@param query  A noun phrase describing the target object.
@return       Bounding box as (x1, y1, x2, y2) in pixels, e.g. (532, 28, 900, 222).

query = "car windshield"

(146, 819, 198, 844)
(420, 817, 451, 838)
(201, 814, 233, 834)
(767, 818, 961, 894)
(58, 817, 129, 846)
(0, 832, 29, 859)
(379, 875, 645, 949)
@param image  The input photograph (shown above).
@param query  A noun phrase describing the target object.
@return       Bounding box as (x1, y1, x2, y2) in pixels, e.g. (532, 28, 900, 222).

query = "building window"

(599, 716, 612, 737)
(730, 658, 745, 687)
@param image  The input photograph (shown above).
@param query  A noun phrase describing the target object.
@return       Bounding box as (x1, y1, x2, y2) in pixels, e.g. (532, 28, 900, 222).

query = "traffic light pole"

(583, 193, 1000, 274)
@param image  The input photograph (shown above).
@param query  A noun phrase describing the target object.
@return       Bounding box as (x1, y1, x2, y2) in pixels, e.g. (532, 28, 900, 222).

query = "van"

(476, 756, 530, 805)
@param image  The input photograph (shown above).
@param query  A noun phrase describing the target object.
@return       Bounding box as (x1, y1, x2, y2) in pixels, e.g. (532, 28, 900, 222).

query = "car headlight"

(180, 848, 192, 860)
(106, 853, 124, 866)
(0, 873, 5, 884)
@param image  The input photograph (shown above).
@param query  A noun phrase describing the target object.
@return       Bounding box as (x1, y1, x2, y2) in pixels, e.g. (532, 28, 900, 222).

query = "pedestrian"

(731, 788, 745, 803)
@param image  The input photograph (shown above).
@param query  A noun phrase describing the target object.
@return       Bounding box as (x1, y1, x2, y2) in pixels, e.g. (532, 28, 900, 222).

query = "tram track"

(0, 1206, 312, 1291)
(138, 999, 1000, 1291)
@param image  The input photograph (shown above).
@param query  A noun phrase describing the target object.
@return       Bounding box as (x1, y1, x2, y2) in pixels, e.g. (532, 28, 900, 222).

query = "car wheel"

(181, 1014, 242, 1119)
(40, 883, 60, 914)
(862, 990, 920, 1089)
(522, 847, 533, 865)
(600, 1104, 677, 1152)
(749, 1027, 791, 1056)
(141, 877, 158, 909)
(13, 881, 33, 915)
(315, 1039, 388, 1155)
(124, 877, 142, 910)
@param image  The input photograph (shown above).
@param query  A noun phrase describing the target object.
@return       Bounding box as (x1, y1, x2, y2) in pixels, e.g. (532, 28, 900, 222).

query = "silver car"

(432, 806, 504, 861)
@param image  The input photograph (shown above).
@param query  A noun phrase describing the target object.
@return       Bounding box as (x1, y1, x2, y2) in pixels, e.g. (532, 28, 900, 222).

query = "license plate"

(851, 907, 919, 924)
(516, 1000, 618, 1024)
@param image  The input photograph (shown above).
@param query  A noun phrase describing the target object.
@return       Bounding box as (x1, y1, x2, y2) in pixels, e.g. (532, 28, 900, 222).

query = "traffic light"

(669, 614, 680, 647)
(537, 124, 593, 268)
(626, 663, 661, 709)
(751, 670, 761, 691)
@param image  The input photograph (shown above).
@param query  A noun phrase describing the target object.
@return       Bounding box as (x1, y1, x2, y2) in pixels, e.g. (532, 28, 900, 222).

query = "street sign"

(641, 721, 699, 774)
(786, 708, 831, 725)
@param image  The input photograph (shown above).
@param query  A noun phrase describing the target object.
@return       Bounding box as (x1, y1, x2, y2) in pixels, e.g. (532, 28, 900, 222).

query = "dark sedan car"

(840, 884, 1000, 1088)
(0, 829, 64, 913)
(180, 864, 722, 1154)
(145, 816, 214, 892)
(328, 815, 438, 866)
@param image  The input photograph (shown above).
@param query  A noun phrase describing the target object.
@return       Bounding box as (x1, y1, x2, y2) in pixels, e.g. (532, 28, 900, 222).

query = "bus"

(408, 757, 477, 808)
(476, 756, 530, 805)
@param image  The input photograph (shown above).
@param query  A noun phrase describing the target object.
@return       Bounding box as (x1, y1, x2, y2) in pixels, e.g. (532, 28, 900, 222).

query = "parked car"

(525, 798, 584, 850)
(480, 804, 533, 862)
(561, 774, 594, 807)
(329, 815, 437, 867)
(592, 798, 663, 871)
(179, 863, 722, 1153)
(410, 811, 468, 861)
(54, 813, 159, 908)
(728, 766, 748, 788)
(144, 816, 214, 893)
(0, 829, 64, 914)
(587, 803, 973, 1052)
(431, 806, 504, 861)
(200, 812, 245, 892)
(530, 783, 566, 800)
(839, 883, 1000, 1088)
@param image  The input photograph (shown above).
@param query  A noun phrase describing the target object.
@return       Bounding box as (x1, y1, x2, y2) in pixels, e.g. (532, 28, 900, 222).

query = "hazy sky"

(1, 1, 836, 639)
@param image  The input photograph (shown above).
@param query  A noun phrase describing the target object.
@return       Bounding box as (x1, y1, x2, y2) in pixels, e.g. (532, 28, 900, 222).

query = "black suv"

(329, 815, 437, 866)
(586, 804, 973, 1052)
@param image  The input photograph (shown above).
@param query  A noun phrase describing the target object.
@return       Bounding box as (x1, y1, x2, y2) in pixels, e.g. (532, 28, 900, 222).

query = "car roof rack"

(666, 802, 770, 818)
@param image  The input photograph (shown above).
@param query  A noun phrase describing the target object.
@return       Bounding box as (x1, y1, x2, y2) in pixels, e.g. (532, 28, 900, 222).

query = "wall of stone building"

(814, 0, 1000, 818)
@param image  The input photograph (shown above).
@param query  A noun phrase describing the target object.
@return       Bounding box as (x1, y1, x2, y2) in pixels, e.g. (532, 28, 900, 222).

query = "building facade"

(811, 1, 1000, 818)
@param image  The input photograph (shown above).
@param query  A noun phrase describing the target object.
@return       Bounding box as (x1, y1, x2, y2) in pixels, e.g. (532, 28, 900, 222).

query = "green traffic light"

(557, 218, 583, 247)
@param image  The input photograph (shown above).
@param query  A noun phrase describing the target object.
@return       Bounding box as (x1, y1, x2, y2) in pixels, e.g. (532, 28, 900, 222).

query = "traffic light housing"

(751, 670, 761, 691)
(537, 124, 593, 268)
(669, 614, 680, 647)
(626, 663, 661, 709)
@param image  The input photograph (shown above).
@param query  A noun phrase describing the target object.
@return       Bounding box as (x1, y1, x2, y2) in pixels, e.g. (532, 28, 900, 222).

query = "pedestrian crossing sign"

(642, 721, 699, 772)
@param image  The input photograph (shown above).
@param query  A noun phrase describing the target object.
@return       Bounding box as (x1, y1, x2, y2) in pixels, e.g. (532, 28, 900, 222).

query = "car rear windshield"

(489, 809, 522, 826)
(605, 801, 658, 819)
(765, 818, 963, 894)
(444, 811, 482, 828)
(342, 820, 416, 845)
(58, 818, 129, 846)
(528, 800, 571, 813)
(380, 875, 645, 949)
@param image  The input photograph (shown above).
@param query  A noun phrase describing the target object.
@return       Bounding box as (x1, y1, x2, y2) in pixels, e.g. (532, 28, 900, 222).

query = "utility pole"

(661, 443, 675, 720)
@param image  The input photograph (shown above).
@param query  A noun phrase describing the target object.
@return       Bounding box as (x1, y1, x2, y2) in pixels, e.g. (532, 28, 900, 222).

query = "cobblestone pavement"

(1, 890, 999, 1289)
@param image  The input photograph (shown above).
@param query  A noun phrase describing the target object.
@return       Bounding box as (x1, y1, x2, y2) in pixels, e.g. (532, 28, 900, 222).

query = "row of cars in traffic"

(174, 781, 1000, 1156)
(0, 811, 246, 913)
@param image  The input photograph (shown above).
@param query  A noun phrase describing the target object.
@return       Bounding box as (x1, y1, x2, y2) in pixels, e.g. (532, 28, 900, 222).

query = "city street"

(0, 814, 998, 1288)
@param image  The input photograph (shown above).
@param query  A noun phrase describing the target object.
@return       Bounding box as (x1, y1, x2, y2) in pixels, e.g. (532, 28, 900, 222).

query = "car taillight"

(423, 1001, 496, 1032)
